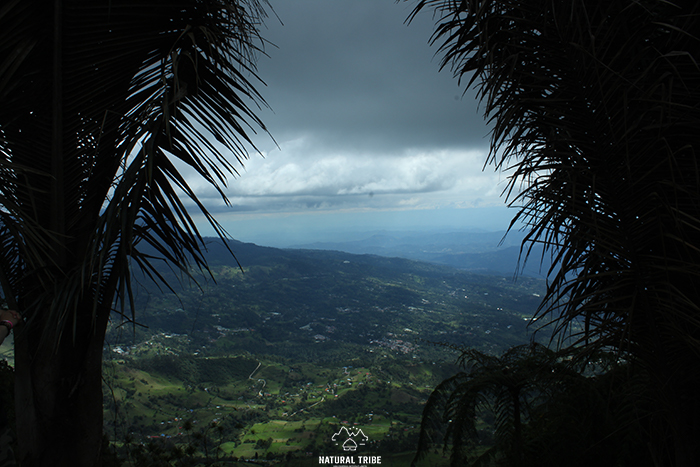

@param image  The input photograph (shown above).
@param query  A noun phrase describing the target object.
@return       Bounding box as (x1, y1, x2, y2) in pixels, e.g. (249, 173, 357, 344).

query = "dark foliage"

(410, 1, 700, 465)
(0, 1, 271, 464)
(413, 344, 654, 467)
(412, 344, 581, 466)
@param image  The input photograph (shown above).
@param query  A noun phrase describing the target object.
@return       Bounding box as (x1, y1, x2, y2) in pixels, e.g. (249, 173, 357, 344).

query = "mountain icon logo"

(331, 426, 369, 451)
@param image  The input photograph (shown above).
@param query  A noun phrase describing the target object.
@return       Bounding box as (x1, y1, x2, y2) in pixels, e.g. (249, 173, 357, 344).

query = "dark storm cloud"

(252, 0, 489, 154)
(183, 0, 509, 223)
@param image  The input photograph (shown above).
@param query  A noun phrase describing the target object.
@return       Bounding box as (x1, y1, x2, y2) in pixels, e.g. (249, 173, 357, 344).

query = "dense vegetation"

(94, 240, 547, 465)
(0, 1, 271, 465)
(409, 1, 700, 466)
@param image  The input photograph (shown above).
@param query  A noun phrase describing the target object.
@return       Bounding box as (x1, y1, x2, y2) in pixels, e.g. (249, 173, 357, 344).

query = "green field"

(103, 347, 460, 465)
(98, 243, 544, 465)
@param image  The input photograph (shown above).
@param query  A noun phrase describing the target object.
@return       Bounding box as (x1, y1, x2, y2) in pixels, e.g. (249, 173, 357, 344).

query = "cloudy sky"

(192, 0, 516, 246)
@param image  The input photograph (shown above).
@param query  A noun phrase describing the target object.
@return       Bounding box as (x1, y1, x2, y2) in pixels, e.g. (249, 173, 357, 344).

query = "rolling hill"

(102, 238, 548, 465)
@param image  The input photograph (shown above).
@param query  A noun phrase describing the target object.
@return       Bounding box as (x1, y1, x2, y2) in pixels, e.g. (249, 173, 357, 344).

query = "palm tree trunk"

(511, 387, 523, 467)
(13, 305, 110, 467)
(51, 0, 66, 268)
(651, 356, 700, 467)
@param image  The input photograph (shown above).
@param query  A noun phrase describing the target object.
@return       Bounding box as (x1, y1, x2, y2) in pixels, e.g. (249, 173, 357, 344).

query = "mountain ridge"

(286, 229, 551, 278)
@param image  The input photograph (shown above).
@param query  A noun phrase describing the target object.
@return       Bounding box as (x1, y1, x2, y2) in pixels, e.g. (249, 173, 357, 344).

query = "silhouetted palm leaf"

(412, 344, 581, 466)
(412, 0, 700, 353)
(0, 1, 271, 463)
(410, 1, 700, 465)
(0, 0, 271, 341)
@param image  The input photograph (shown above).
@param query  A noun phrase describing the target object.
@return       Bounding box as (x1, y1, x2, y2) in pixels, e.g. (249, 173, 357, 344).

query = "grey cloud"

(183, 0, 503, 226)
(252, 0, 489, 155)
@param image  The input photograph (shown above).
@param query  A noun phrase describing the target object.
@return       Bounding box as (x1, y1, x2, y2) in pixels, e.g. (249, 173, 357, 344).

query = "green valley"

(100, 239, 546, 465)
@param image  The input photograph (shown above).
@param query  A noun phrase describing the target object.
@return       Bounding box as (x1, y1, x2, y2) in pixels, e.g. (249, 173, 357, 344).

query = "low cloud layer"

(217, 145, 506, 211)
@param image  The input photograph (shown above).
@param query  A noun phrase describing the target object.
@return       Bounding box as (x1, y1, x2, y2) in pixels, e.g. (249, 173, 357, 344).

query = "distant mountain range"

(122, 232, 555, 364)
(290, 229, 553, 278)
(106, 234, 551, 462)
(126, 236, 548, 358)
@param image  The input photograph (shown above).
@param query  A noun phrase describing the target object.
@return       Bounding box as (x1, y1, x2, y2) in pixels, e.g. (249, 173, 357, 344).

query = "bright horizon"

(195, 205, 519, 248)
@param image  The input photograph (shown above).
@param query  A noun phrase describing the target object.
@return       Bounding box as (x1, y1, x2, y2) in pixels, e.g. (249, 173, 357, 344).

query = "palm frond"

(413, 344, 581, 466)
(410, 1, 700, 463)
(411, 0, 700, 362)
(0, 0, 272, 346)
(412, 371, 471, 466)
